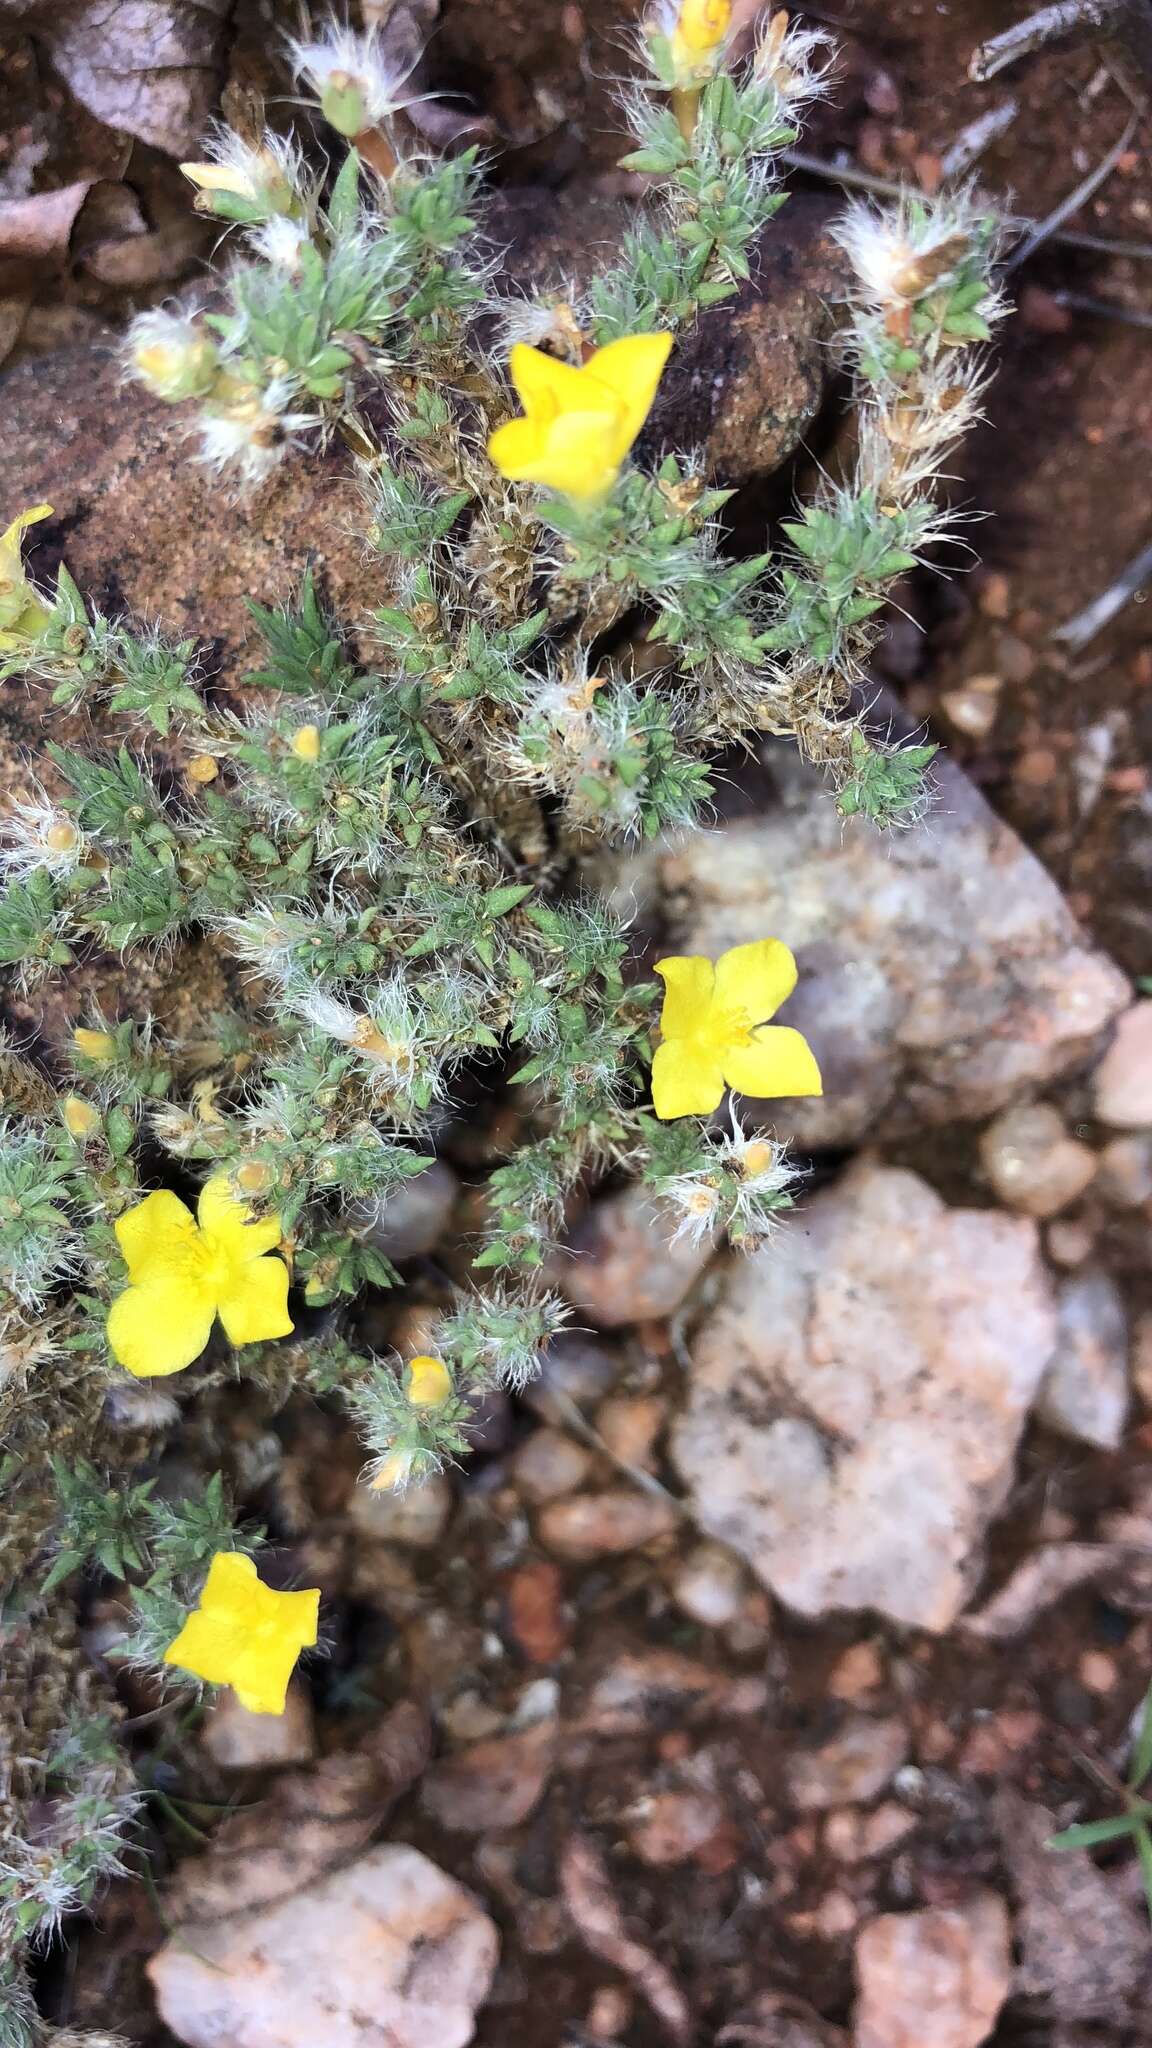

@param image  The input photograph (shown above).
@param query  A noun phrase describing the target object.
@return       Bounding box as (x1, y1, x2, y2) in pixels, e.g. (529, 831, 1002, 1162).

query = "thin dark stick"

(1005, 116, 1138, 269)
(969, 0, 1129, 81)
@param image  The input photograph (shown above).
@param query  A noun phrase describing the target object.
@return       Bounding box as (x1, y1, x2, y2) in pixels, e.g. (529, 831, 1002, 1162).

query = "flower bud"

(62, 1095, 102, 1141)
(290, 725, 322, 762)
(73, 1027, 117, 1063)
(405, 1354, 453, 1409)
(128, 311, 220, 403)
(186, 753, 219, 785)
(235, 1158, 275, 1196)
(672, 0, 732, 63)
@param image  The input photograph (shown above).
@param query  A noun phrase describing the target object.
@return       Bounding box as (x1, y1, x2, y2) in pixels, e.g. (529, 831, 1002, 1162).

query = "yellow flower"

(290, 724, 321, 761)
(0, 504, 53, 651)
(406, 1354, 452, 1408)
(651, 938, 822, 1119)
(106, 1174, 293, 1378)
(487, 334, 673, 502)
(672, 0, 732, 64)
(163, 1551, 319, 1715)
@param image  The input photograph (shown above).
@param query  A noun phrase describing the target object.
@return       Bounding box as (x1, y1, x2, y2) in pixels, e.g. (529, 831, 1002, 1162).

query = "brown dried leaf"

(559, 1833, 692, 2044)
(168, 1700, 431, 1923)
(0, 182, 95, 265)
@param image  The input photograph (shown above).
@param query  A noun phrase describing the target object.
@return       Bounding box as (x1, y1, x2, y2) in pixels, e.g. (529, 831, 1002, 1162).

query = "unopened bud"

(290, 724, 322, 762)
(405, 1354, 452, 1409)
(235, 1158, 274, 1196)
(62, 1095, 101, 1141)
(741, 1141, 775, 1178)
(131, 318, 220, 403)
(187, 753, 219, 785)
(321, 72, 371, 138)
(73, 1027, 116, 1063)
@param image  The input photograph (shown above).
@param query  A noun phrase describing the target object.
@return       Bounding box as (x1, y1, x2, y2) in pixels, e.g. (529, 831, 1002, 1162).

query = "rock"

(594, 1394, 665, 1470)
(528, 1335, 623, 1419)
(421, 1719, 556, 1832)
(638, 739, 1129, 1149)
(824, 1802, 916, 1865)
(202, 1684, 316, 1770)
(626, 1787, 726, 1866)
(827, 1643, 886, 1702)
(940, 674, 1002, 740)
(1134, 1313, 1152, 1409)
(671, 1542, 750, 1628)
(718, 1994, 849, 2048)
(978, 1103, 1097, 1218)
(346, 1162, 459, 1261)
(671, 1161, 1058, 1631)
(1035, 1270, 1129, 1450)
(553, 1186, 715, 1329)
(347, 1473, 453, 1549)
(853, 1893, 1012, 2048)
(787, 1716, 909, 1812)
(1096, 1133, 1152, 1207)
(1093, 1001, 1152, 1129)
(995, 1790, 1148, 2019)
(502, 1558, 571, 1664)
(148, 1844, 498, 2048)
(570, 1648, 768, 1738)
(536, 1487, 678, 1561)
(511, 1427, 597, 1505)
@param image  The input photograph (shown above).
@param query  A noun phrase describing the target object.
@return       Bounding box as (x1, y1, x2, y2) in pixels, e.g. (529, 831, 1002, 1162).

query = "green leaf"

(1136, 1822, 1152, 1923)
(1129, 1680, 1152, 1788)
(1047, 1813, 1147, 1850)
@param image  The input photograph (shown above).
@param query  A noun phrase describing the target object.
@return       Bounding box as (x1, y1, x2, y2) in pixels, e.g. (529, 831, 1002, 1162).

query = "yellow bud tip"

(742, 1141, 775, 1177)
(73, 1027, 117, 1063)
(45, 820, 80, 852)
(187, 753, 219, 784)
(369, 1447, 416, 1493)
(62, 1096, 101, 1140)
(235, 1159, 274, 1195)
(180, 160, 257, 199)
(290, 724, 322, 762)
(406, 1355, 453, 1409)
(674, 0, 732, 56)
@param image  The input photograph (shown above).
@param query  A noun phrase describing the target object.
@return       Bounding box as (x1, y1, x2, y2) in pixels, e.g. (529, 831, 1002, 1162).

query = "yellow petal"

(197, 1173, 283, 1259)
(0, 503, 53, 572)
(674, 0, 732, 57)
(487, 414, 548, 482)
(107, 1275, 216, 1378)
(652, 1038, 726, 1119)
(722, 1024, 823, 1100)
(216, 1252, 293, 1346)
(655, 954, 716, 1040)
(583, 333, 673, 447)
(113, 1188, 199, 1281)
(713, 938, 798, 1025)
(507, 342, 588, 420)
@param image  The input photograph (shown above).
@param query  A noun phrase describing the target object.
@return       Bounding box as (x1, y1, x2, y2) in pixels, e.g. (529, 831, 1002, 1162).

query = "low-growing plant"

(0, 0, 1006, 2009)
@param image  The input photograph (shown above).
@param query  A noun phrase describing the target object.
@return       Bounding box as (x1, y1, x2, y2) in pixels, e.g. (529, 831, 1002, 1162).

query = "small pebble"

(536, 1488, 679, 1561)
(1035, 1268, 1129, 1451)
(595, 1394, 665, 1470)
(1079, 1650, 1118, 1695)
(202, 1684, 316, 1770)
(671, 1542, 748, 1628)
(828, 1641, 885, 1701)
(626, 1787, 725, 1866)
(979, 1102, 1096, 1218)
(1096, 1134, 1152, 1209)
(940, 673, 1002, 741)
(787, 1715, 909, 1811)
(511, 1427, 596, 1505)
(1045, 1217, 1097, 1268)
(345, 1161, 458, 1261)
(1094, 1002, 1152, 1130)
(347, 1473, 453, 1549)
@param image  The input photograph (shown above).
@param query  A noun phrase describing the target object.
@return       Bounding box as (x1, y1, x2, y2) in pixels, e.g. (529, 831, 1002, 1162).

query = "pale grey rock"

(536, 1487, 678, 1560)
(1093, 1001, 1152, 1129)
(201, 1685, 315, 1770)
(552, 1185, 715, 1328)
(1035, 1269, 1129, 1450)
(148, 1843, 498, 2048)
(978, 1103, 1096, 1218)
(853, 1893, 1012, 2048)
(671, 1161, 1058, 1630)
(636, 743, 1129, 1148)
(787, 1715, 909, 1811)
(347, 1472, 453, 1549)
(346, 1160, 458, 1261)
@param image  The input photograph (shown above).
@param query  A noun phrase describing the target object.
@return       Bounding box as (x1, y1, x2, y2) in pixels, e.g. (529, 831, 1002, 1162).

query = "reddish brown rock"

(853, 1893, 1012, 2048)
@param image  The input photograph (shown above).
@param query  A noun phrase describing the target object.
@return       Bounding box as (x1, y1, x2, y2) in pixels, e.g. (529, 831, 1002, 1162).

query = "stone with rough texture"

(671, 1161, 1058, 1630)
(347, 1472, 453, 1549)
(1034, 1269, 1129, 1450)
(634, 741, 1129, 1148)
(346, 1161, 459, 1261)
(421, 1719, 556, 1833)
(853, 1893, 1012, 2048)
(201, 1685, 315, 1770)
(536, 1487, 678, 1561)
(149, 1843, 498, 2048)
(787, 1715, 909, 1811)
(978, 1103, 1097, 1218)
(1093, 1001, 1152, 1129)
(553, 1186, 714, 1329)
